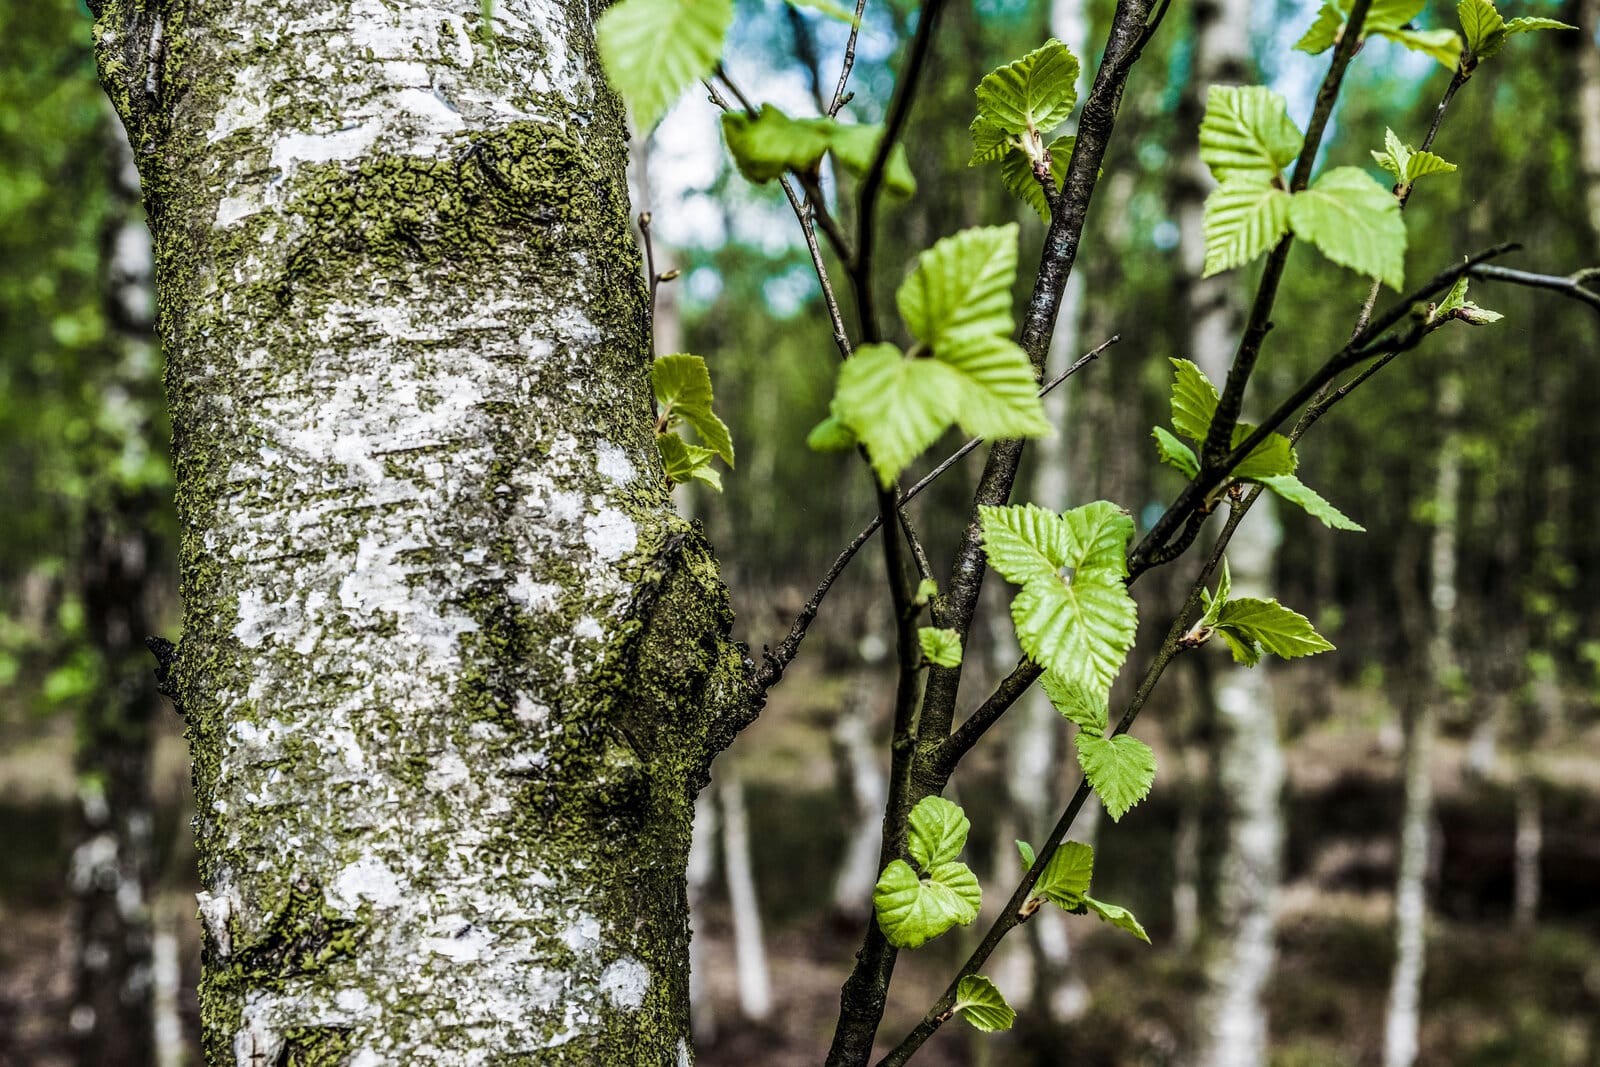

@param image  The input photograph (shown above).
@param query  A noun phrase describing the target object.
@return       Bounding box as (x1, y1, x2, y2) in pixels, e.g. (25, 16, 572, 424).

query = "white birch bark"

(1382, 376, 1462, 1067)
(686, 795, 718, 1046)
(830, 679, 887, 916)
(1177, 2, 1287, 1063)
(1512, 774, 1541, 931)
(90, 2, 743, 1061)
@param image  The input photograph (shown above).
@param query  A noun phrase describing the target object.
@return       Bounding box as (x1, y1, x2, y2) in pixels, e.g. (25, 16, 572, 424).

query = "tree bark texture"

(90, 2, 742, 1062)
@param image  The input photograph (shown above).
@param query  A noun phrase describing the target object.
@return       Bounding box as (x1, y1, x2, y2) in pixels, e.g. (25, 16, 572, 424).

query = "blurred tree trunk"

(687, 795, 718, 1046)
(1382, 375, 1462, 1067)
(67, 113, 163, 1067)
(719, 776, 774, 1022)
(1579, 0, 1600, 239)
(1176, 2, 1288, 1065)
(831, 678, 887, 916)
(89, 1, 742, 1061)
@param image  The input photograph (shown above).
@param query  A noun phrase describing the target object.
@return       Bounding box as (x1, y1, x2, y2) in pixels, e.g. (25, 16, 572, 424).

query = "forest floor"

(3, 663, 1598, 1066)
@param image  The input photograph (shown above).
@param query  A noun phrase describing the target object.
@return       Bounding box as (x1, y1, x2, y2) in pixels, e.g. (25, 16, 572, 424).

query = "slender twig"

(1470, 264, 1600, 314)
(780, 177, 855, 359)
(852, 0, 946, 341)
(1197, 0, 1372, 471)
(830, 0, 871, 117)
(1350, 65, 1470, 337)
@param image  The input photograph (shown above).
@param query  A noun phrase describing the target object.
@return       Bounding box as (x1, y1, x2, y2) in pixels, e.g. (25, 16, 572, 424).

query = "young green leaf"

(915, 578, 940, 606)
(1084, 896, 1151, 943)
(1016, 839, 1037, 870)
(826, 123, 919, 197)
(981, 502, 1139, 692)
(873, 859, 982, 948)
(974, 39, 1081, 138)
(1169, 358, 1221, 443)
(969, 116, 1015, 165)
(1076, 733, 1157, 821)
(657, 434, 724, 491)
(1198, 86, 1304, 185)
(1153, 426, 1201, 478)
(898, 225, 1020, 352)
(831, 343, 964, 485)
(1288, 166, 1407, 290)
(1039, 672, 1110, 735)
(941, 335, 1053, 442)
(1503, 15, 1577, 34)
(1031, 840, 1095, 907)
(953, 975, 1017, 1033)
(1432, 276, 1504, 325)
(1199, 559, 1233, 629)
(596, 0, 733, 130)
(784, 0, 862, 24)
(652, 354, 734, 466)
(1257, 474, 1366, 531)
(1203, 182, 1292, 276)
(998, 135, 1075, 220)
(1382, 26, 1464, 69)
(1372, 128, 1458, 186)
(1459, 0, 1508, 55)
(1295, 1, 1346, 52)
(806, 411, 858, 452)
(908, 795, 972, 869)
(919, 627, 964, 668)
(1214, 597, 1336, 659)
(1229, 424, 1298, 481)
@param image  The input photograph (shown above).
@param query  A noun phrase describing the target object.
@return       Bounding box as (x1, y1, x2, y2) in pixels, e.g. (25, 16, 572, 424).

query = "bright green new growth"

(1433, 276, 1505, 325)
(721, 105, 917, 196)
(652, 354, 734, 491)
(1457, 0, 1575, 62)
(1039, 671, 1109, 734)
(1156, 360, 1365, 530)
(827, 225, 1049, 485)
(1075, 733, 1157, 821)
(1296, 0, 1464, 69)
(784, 0, 862, 24)
(919, 627, 964, 668)
(596, 0, 733, 129)
(874, 797, 982, 949)
(953, 976, 1016, 1032)
(978, 501, 1138, 693)
(1197, 86, 1407, 288)
(1015, 838, 1151, 942)
(1372, 128, 1458, 187)
(969, 40, 1081, 219)
(1199, 578, 1338, 665)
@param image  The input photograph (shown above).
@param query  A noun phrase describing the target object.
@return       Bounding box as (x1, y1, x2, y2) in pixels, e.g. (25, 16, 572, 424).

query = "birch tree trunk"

(68, 112, 163, 1067)
(1578, 0, 1600, 239)
(1176, 3, 1287, 1064)
(1382, 375, 1462, 1067)
(90, 2, 742, 1062)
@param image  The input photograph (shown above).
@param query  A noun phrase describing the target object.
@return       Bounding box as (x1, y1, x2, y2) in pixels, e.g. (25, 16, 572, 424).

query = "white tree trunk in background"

(1383, 376, 1462, 1067)
(719, 777, 774, 1022)
(831, 680, 888, 915)
(1176, 1, 1287, 1064)
(91, 1, 743, 1061)
(687, 796, 718, 1046)
(1512, 775, 1541, 931)
(1579, 0, 1600, 237)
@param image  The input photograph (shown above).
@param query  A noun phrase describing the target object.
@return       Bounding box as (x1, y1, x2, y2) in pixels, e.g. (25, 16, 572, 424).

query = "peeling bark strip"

(91, 2, 742, 1062)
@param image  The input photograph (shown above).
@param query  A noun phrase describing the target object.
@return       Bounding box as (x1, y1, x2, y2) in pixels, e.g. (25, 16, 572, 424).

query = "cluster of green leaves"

(1193, 562, 1337, 666)
(1430, 275, 1504, 326)
(967, 40, 1081, 220)
(873, 796, 982, 949)
(722, 105, 916, 196)
(810, 225, 1050, 484)
(979, 501, 1138, 694)
(1200, 86, 1407, 288)
(651, 355, 735, 490)
(1456, 0, 1574, 66)
(1154, 359, 1366, 531)
(1297, 0, 1464, 68)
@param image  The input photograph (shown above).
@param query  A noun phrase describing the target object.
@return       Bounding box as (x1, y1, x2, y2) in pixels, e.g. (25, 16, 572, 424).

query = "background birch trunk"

(1383, 375, 1462, 1067)
(1176, 1, 1288, 1064)
(68, 111, 164, 1067)
(89, 1, 742, 1061)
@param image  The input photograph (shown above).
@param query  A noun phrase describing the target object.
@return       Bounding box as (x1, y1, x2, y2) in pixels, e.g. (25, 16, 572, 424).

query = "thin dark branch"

(1470, 263, 1600, 314)
(779, 176, 855, 358)
(1196, 0, 1372, 470)
(1130, 243, 1516, 579)
(788, 4, 831, 114)
(830, 0, 871, 117)
(852, 0, 946, 341)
